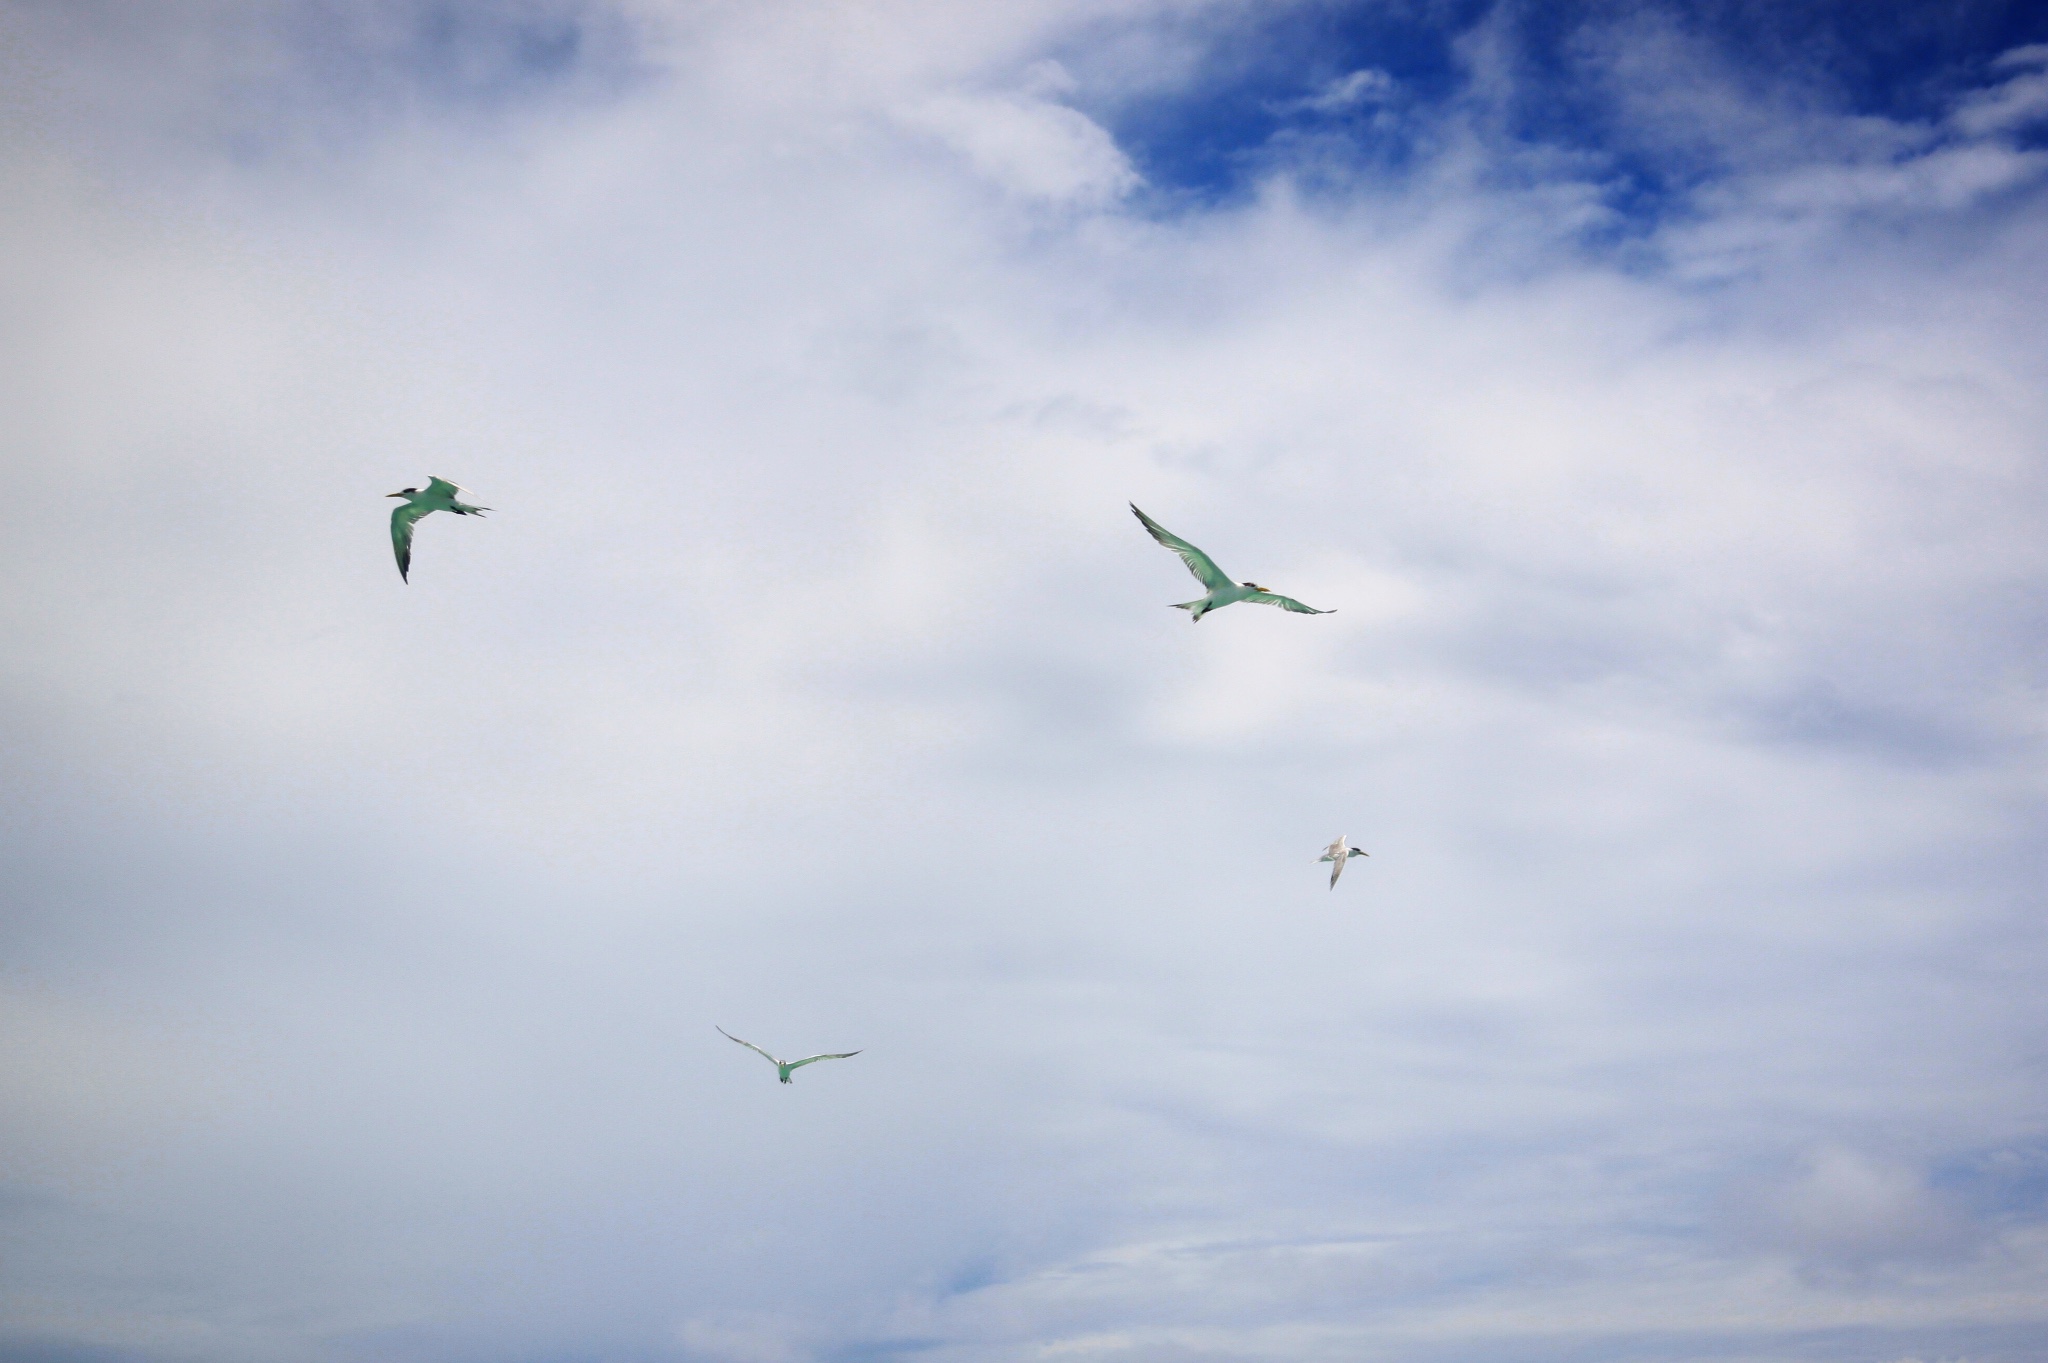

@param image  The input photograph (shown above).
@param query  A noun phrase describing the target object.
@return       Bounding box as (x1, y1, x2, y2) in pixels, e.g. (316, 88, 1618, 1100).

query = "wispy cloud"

(1274, 66, 1396, 116)
(1952, 43, 2048, 137)
(2, 3, 2046, 1361)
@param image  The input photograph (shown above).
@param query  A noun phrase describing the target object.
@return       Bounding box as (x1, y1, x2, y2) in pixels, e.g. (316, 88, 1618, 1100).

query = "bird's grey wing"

(1130, 504, 1231, 591)
(783, 1051, 862, 1070)
(425, 476, 464, 498)
(390, 502, 433, 581)
(1329, 856, 1344, 888)
(1244, 591, 1333, 615)
(717, 1027, 782, 1068)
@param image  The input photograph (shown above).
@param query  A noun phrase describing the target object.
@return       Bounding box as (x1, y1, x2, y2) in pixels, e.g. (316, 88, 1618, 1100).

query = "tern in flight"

(717, 1027, 862, 1084)
(387, 477, 489, 582)
(1317, 835, 1369, 889)
(1130, 504, 1332, 621)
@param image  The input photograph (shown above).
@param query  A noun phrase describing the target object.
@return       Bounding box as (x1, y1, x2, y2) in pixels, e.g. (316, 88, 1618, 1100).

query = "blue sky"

(1087, 1, 2048, 215)
(2, 2, 2047, 1362)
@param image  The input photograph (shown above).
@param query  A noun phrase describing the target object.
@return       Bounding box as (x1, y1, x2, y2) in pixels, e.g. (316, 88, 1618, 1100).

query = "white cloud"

(1951, 44, 2048, 137)
(2, 4, 2046, 1363)
(902, 85, 1140, 204)
(1734, 1148, 1983, 1282)
(1280, 67, 1396, 116)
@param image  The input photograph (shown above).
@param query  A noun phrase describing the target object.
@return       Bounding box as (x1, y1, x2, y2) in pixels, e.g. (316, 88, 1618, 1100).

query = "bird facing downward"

(387, 476, 490, 582)
(1130, 503, 1332, 621)
(1317, 835, 1369, 889)
(717, 1027, 862, 1084)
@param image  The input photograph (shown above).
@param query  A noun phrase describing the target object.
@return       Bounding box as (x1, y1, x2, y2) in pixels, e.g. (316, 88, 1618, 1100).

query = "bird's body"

(1317, 835, 1369, 889)
(1129, 504, 1332, 620)
(717, 1027, 861, 1084)
(387, 476, 489, 582)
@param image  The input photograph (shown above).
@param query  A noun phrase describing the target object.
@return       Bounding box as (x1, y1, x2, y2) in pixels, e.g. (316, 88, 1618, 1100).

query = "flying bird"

(1130, 503, 1332, 621)
(387, 476, 489, 582)
(717, 1027, 862, 1085)
(1317, 835, 1369, 889)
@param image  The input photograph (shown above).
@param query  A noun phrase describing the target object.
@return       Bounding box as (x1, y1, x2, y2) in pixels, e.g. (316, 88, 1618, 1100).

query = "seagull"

(387, 476, 489, 582)
(717, 1027, 862, 1085)
(1317, 835, 1369, 889)
(1130, 503, 1332, 621)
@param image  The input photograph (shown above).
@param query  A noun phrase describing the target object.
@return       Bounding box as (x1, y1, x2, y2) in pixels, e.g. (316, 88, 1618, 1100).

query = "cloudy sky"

(4, 2, 2048, 1360)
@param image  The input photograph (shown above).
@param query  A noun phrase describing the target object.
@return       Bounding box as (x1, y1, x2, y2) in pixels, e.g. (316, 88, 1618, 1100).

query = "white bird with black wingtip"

(1317, 835, 1369, 889)
(386, 476, 489, 582)
(1129, 503, 1333, 621)
(717, 1027, 862, 1085)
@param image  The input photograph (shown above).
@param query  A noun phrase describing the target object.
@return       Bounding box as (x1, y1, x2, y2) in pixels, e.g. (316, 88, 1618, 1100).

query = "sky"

(3, 1, 2048, 1361)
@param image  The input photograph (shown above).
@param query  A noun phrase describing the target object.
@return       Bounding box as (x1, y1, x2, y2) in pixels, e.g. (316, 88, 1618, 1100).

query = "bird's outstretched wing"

(784, 1051, 862, 1071)
(1131, 504, 1231, 591)
(427, 475, 490, 515)
(1244, 591, 1332, 614)
(716, 1027, 782, 1068)
(390, 501, 435, 582)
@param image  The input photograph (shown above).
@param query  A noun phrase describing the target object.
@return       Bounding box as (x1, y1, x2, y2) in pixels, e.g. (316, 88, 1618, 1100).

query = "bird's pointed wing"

(717, 1027, 782, 1068)
(432, 476, 492, 515)
(1244, 591, 1332, 615)
(784, 1051, 862, 1071)
(1329, 856, 1345, 888)
(1131, 504, 1231, 590)
(390, 501, 434, 581)
(426, 476, 491, 514)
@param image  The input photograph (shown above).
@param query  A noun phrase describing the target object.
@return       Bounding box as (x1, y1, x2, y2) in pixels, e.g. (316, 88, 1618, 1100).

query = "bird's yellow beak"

(386, 492, 407, 497)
